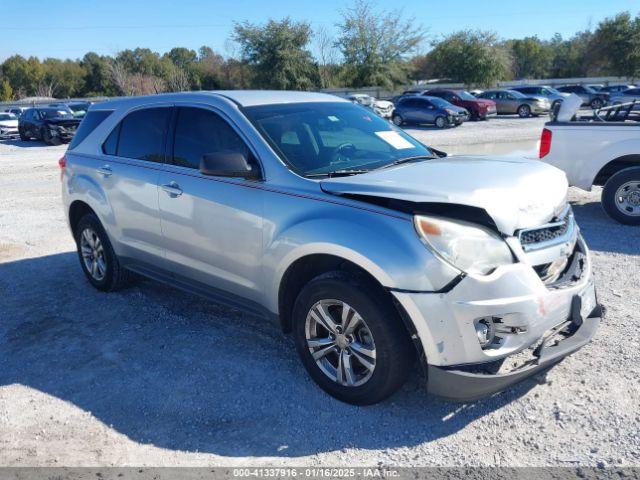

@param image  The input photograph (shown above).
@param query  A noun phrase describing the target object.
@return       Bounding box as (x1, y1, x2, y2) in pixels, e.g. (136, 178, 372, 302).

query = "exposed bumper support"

(426, 304, 602, 402)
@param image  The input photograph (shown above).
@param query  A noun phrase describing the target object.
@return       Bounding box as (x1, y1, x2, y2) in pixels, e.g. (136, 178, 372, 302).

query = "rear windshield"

(68, 110, 112, 150)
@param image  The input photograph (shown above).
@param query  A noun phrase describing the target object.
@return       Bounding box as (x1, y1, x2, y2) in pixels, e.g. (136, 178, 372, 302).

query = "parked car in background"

(425, 89, 496, 120)
(585, 84, 605, 92)
(600, 84, 635, 94)
(0, 112, 19, 138)
(68, 101, 92, 119)
(610, 87, 640, 108)
(510, 86, 569, 110)
(4, 107, 28, 118)
(556, 85, 609, 109)
(477, 89, 550, 117)
(344, 94, 394, 119)
(392, 95, 468, 128)
(469, 89, 484, 97)
(18, 107, 81, 145)
(61, 90, 600, 404)
(541, 98, 640, 224)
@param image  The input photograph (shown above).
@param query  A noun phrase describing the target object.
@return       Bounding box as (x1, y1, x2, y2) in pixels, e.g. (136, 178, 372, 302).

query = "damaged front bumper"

(392, 234, 601, 402)
(427, 303, 601, 401)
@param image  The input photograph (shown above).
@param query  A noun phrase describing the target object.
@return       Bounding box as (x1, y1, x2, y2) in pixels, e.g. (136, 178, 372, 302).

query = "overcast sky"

(2, 0, 639, 61)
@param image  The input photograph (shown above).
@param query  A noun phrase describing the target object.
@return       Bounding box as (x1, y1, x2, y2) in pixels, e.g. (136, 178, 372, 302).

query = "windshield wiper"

(306, 169, 371, 178)
(373, 155, 436, 171)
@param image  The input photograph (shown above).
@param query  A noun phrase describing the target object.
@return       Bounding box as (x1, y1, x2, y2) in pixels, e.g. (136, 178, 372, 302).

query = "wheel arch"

(593, 154, 640, 186)
(68, 200, 98, 237)
(277, 253, 392, 334)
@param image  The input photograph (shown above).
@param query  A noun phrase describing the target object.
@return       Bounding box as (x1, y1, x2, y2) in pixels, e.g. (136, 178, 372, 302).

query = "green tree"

(590, 12, 640, 79)
(335, 0, 424, 89)
(0, 79, 13, 101)
(81, 52, 116, 96)
(548, 31, 595, 77)
(509, 37, 552, 79)
(429, 30, 509, 87)
(233, 17, 320, 90)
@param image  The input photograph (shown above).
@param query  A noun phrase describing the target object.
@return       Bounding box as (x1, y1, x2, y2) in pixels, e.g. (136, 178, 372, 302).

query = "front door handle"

(97, 165, 112, 177)
(161, 182, 183, 197)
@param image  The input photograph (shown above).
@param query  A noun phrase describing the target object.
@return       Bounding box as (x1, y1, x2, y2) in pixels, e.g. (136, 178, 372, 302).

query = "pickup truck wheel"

(602, 168, 640, 225)
(74, 213, 132, 291)
(434, 116, 446, 128)
(517, 104, 531, 118)
(392, 114, 403, 126)
(292, 273, 414, 405)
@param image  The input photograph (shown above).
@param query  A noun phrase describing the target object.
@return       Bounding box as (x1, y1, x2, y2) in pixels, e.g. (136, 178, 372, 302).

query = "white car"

(345, 94, 394, 118)
(540, 95, 640, 224)
(0, 112, 19, 138)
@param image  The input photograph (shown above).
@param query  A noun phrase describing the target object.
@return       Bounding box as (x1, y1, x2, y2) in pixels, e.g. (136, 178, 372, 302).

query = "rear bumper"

(426, 305, 602, 402)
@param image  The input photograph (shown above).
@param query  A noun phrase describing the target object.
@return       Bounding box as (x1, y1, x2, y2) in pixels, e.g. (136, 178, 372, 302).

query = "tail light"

(539, 128, 552, 158)
(58, 154, 67, 181)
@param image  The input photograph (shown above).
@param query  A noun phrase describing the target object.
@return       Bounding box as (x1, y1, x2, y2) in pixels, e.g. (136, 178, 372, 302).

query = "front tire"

(19, 129, 29, 141)
(74, 213, 132, 291)
(392, 113, 403, 126)
(591, 98, 604, 110)
(293, 272, 415, 405)
(434, 116, 446, 129)
(602, 167, 640, 225)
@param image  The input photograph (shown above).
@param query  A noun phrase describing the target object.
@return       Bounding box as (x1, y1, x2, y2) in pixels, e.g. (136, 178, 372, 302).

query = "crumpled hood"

(320, 156, 569, 235)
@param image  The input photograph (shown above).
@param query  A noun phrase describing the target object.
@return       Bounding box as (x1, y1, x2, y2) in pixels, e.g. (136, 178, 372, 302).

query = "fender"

(585, 138, 640, 188)
(261, 209, 460, 315)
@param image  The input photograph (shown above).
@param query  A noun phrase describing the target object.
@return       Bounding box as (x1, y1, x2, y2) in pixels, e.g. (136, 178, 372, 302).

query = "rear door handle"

(97, 165, 112, 177)
(161, 182, 183, 197)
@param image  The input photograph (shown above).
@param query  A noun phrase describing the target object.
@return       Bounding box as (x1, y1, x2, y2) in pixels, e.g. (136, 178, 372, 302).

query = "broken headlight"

(414, 215, 514, 275)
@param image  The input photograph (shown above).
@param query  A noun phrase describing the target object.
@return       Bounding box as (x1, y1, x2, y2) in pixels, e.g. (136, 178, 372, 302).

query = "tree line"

(1, 2, 639, 102)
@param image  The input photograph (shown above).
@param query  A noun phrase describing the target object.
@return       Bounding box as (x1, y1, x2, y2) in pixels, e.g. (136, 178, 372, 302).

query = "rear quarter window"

(68, 110, 112, 150)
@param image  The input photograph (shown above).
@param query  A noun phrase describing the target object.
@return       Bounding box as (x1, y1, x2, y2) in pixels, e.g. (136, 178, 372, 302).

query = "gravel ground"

(0, 121, 639, 468)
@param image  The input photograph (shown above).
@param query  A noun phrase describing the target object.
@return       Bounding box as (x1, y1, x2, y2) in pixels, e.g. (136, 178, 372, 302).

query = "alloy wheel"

(615, 181, 640, 216)
(80, 227, 107, 281)
(305, 299, 376, 387)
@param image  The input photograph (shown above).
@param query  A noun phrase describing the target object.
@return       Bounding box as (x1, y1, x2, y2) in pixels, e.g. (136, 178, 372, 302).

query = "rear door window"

(68, 110, 112, 150)
(114, 107, 171, 162)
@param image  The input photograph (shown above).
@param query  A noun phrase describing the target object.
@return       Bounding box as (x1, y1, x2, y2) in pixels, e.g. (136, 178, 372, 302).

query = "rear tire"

(292, 272, 415, 405)
(602, 167, 640, 225)
(517, 104, 531, 118)
(74, 213, 132, 291)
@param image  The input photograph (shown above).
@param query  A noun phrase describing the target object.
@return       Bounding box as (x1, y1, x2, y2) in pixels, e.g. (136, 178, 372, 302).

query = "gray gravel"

(0, 129, 639, 467)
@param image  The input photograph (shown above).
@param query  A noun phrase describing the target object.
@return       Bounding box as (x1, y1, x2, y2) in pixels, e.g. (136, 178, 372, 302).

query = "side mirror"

(199, 151, 260, 179)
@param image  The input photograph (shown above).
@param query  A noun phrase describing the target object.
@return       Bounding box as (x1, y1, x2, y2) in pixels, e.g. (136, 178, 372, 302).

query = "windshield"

(69, 103, 89, 112)
(40, 108, 73, 119)
(543, 87, 561, 95)
(244, 102, 433, 177)
(0, 114, 16, 121)
(506, 90, 526, 98)
(456, 91, 477, 101)
(427, 97, 451, 108)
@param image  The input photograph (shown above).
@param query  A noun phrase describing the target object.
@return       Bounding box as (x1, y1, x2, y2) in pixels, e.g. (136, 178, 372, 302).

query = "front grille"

(518, 206, 573, 251)
(520, 220, 569, 246)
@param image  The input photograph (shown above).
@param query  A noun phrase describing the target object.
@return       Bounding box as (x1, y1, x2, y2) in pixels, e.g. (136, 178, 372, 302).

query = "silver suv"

(61, 91, 601, 405)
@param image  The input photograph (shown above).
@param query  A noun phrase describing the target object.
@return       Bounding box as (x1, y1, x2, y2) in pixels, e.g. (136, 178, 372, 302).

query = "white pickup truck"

(540, 95, 640, 225)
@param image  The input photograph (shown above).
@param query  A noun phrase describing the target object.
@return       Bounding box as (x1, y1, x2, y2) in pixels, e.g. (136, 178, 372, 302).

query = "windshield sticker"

(327, 115, 339, 122)
(375, 131, 414, 149)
